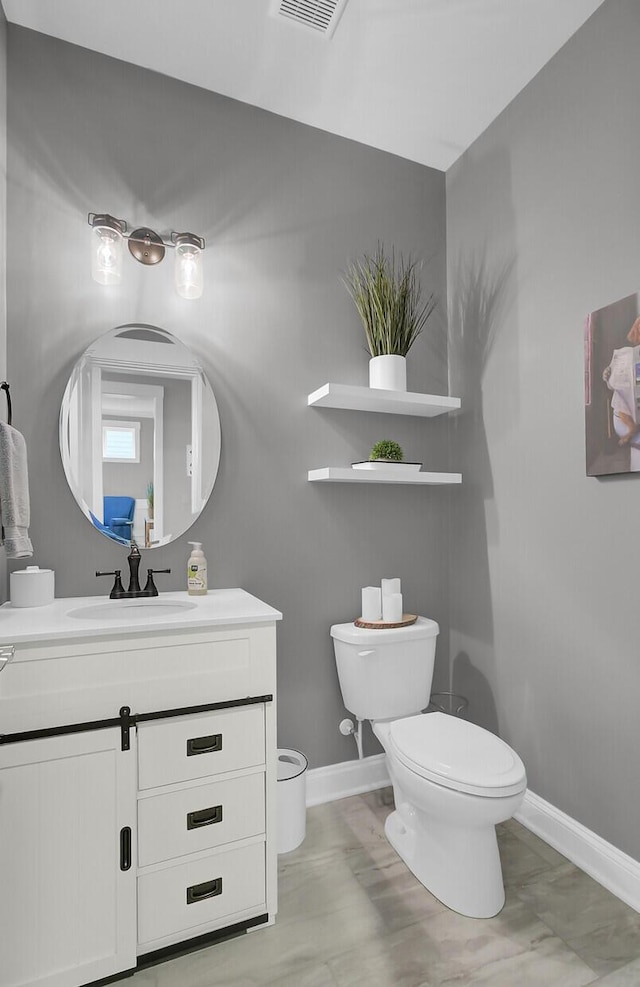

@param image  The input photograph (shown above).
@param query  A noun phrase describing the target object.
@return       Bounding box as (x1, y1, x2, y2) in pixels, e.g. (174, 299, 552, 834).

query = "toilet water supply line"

(339, 716, 364, 759)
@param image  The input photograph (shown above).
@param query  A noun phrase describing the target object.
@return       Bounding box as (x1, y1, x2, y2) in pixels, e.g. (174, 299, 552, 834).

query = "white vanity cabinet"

(0, 589, 281, 987)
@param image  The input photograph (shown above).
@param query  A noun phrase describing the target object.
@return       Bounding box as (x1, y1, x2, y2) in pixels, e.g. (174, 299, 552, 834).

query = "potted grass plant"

(344, 243, 436, 391)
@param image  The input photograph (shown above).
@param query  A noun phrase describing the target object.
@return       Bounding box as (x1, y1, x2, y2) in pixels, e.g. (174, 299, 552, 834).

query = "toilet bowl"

(330, 618, 527, 918)
(375, 713, 526, 917)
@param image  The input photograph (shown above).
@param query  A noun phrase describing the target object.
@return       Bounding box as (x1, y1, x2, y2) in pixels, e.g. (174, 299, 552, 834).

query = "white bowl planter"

(369, 354, 407, 391)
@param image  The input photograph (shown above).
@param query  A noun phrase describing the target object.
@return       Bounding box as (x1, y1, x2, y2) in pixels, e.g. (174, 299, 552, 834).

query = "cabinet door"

(0, 728, 136, 987)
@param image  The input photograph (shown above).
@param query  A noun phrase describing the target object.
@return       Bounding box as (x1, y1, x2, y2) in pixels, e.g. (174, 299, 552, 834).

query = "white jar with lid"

(10, 566, 55, 607)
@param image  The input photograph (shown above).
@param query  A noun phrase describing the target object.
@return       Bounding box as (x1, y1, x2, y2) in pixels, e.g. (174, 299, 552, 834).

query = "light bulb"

(91, 220, 124, 285)
(174, 235, 203, 299)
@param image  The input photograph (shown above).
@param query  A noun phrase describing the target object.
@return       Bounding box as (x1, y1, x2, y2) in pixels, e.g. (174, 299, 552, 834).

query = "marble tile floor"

(134, 789, 640, 987)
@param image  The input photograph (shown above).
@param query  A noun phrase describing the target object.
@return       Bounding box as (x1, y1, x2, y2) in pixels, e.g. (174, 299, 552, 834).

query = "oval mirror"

(59, 324, 221, 548)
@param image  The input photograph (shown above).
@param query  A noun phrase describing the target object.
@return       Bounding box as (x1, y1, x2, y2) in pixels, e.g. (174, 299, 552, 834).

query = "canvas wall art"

(585, 291, 640, 476)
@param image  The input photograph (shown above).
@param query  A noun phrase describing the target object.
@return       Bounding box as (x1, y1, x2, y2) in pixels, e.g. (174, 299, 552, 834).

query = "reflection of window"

(102, 420, 140, 462)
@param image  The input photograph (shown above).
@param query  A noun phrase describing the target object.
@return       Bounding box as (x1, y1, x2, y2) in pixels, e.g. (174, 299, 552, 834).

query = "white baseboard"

(305, 761, 640, 913)
(306, 754, 390, 807)
(515, 790, 640, 913)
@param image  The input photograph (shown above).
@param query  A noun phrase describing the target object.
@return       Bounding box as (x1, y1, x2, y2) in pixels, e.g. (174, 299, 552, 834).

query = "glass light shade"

(175, 241, 203, 299)
(91, 224, 124, 285)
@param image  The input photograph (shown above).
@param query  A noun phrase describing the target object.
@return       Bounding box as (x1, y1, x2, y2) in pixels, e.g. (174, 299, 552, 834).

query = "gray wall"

(446, 0, 640, 858)
(5, 26, 451, 768)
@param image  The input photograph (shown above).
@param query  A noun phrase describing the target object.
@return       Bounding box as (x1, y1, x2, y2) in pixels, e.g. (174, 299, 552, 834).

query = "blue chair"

(103, 496, 135, 542)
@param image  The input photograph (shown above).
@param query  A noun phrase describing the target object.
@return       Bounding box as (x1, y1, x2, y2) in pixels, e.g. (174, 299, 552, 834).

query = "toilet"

(330, 617, 526, 918)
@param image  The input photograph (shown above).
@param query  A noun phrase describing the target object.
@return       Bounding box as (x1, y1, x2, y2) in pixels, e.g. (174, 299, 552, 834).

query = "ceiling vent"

(270, 0, 350, 38)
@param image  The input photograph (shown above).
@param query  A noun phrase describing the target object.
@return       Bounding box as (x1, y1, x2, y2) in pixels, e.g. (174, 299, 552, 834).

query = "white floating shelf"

(308, 468, 462, 485)
(308, 383, 460, 417)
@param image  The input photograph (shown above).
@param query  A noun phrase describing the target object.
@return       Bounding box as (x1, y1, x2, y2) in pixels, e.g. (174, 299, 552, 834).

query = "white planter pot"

(369, 354, 407, 391)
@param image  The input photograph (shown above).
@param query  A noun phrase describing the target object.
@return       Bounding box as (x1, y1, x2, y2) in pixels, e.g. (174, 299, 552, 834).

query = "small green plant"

(343, 243, 436, 357)
(146, 481, 154, 510)
(370, 440, 404, 462)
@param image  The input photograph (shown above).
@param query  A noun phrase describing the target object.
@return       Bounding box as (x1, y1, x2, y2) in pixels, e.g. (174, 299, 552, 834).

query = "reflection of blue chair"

(89, 511, 130, 545)
(103, 496, 135, 542)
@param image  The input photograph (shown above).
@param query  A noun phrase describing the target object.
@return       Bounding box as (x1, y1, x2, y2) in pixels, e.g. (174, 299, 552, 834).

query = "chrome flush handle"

(0, 645, 15, 672)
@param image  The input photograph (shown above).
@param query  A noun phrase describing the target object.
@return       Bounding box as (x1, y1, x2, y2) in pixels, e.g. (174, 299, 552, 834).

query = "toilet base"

(384, 803, 506, 919)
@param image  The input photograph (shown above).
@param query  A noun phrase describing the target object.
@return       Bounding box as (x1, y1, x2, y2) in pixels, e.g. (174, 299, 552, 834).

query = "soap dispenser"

(187, 541, 208, 596)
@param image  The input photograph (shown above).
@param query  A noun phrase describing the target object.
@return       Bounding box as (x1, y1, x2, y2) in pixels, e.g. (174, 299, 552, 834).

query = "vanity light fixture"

(88, 213, 205, 299)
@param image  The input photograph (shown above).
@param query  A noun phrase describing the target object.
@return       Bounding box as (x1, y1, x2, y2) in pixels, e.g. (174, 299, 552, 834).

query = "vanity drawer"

(137, 841, 265, 945)
(138, 772, 265, 866)
(137, 706, 265, 790)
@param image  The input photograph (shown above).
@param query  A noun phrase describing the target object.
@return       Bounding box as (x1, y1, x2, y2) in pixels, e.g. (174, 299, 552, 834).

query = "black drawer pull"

(187, 733, 222, 757)
(186, 877, 222, 904)
(120, 826, 132, 871)
(187, 804, 223, 830)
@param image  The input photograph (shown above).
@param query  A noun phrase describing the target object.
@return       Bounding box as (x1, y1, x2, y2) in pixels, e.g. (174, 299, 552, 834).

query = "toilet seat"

(388, 712, 526, 798)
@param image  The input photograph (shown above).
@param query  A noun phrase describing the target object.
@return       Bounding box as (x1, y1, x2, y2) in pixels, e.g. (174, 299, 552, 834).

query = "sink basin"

(67, 599, 198, 621)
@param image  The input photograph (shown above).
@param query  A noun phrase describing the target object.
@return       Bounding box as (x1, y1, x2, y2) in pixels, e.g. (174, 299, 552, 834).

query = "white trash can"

(277, 748, 308, 854)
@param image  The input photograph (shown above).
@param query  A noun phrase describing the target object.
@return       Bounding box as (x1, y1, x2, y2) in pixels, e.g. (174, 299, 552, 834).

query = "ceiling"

(1, 0, 605, 171)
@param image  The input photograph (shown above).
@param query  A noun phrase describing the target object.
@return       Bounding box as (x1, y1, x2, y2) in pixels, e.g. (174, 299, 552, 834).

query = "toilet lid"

(388, 713, 526, 798)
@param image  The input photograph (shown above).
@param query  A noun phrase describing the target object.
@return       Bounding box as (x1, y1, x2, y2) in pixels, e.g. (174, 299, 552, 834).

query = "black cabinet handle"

(186, 733, 222, 757)
(120, 826, 132, 871)
(186, 877, 222, 904)
(187, 804, 223, 830)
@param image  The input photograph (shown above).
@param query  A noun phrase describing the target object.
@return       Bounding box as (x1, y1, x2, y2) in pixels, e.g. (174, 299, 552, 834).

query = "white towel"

(0, 421, 33, 559)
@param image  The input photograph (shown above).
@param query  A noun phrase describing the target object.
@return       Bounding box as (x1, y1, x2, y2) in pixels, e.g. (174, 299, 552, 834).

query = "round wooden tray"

(354, 613, 418, 629)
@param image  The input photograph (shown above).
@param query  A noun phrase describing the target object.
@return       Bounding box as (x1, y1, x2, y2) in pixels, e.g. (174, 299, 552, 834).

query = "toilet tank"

(330, 617, 439, 721)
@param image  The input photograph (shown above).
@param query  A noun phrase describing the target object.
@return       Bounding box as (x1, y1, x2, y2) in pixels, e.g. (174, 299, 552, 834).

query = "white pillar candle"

(382, 592, 403, 623)
(361, 586, 382, 621)
(381, 577, 401, 598)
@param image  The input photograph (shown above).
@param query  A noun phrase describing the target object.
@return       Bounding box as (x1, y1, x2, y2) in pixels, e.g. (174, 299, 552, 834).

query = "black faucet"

(96, 540, 171, 599)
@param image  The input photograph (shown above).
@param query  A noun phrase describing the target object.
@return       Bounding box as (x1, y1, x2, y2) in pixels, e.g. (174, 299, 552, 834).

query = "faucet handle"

(96, 569, 126, 599)
(143, 568, 171, 597)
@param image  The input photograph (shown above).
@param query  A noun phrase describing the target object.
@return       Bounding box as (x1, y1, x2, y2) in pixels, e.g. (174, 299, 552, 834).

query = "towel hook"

(1, 382, 12, 425)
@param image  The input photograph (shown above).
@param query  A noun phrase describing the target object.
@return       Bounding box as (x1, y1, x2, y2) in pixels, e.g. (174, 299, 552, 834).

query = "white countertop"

(0, 588, 282, 645)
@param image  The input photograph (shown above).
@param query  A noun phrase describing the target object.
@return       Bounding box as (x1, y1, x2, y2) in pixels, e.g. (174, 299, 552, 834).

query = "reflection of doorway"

(91, 375, 164, 541)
